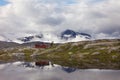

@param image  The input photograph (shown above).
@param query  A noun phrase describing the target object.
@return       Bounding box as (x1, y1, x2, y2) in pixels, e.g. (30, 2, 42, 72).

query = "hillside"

(0, 39, 120, 69)
(0, 41, 19, 49)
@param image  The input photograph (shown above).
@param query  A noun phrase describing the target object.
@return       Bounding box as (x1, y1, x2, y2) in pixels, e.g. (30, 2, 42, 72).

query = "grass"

(0, 39, 120, 69)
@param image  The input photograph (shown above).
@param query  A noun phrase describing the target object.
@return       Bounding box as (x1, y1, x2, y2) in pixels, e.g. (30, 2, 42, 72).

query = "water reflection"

(0, 62, 120, 80)
(62, 67, 77, 73)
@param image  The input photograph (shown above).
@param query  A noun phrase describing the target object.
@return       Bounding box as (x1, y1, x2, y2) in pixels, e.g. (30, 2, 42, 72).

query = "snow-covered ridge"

(0, 29, 91, 43)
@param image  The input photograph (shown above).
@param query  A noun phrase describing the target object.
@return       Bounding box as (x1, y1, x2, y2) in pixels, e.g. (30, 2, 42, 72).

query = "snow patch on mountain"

(0, 30, 92, 43)
(0, 36, 6, 41)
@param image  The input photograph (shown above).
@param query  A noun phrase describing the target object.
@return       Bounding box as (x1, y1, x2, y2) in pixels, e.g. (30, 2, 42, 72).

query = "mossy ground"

(0, 39, 120, 69)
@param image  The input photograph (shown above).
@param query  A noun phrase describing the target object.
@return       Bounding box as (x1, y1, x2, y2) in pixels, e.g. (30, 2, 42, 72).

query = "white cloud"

(0, 0, 120, 40)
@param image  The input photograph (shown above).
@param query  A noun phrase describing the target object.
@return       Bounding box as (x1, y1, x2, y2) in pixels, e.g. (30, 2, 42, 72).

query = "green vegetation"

(0, 39, 120, 69)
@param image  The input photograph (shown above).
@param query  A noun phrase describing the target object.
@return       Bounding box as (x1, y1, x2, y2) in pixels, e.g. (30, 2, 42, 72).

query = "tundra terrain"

(0, 39, 120, 69)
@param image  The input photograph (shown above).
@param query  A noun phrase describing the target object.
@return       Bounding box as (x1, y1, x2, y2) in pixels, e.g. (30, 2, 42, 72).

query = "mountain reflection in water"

(0, 62, 120, 80)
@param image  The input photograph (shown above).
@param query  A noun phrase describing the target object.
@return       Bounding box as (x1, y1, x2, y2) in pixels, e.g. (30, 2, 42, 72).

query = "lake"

(0, 62, 120, 80)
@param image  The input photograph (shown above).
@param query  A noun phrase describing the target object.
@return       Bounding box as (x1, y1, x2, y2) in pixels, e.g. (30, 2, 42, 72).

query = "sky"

(0, 0, 8, 6)
(0, 0, 120, 39)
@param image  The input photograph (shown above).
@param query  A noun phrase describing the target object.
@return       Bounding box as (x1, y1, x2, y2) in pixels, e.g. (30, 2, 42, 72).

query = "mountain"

(61, 29, 77, 39)
(61, 29, 91, 40)
(0, 29, 91, 43)
(16, 29, 91, 43)
(0, 41, 19, 49)
(17, 34, 43, 42)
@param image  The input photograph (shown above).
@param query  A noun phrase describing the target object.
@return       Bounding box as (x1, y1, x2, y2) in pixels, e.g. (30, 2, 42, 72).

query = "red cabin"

(35, 44, 47, 48)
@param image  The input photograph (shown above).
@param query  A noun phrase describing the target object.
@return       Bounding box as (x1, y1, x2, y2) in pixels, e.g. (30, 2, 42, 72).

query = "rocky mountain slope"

(0, 41, 19, 49)
(0, 39, 120, 69)
(61, 29, 91, 40)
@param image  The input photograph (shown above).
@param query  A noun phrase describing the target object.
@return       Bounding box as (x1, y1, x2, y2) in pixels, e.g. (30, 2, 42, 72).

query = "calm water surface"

(0, 62, 120, 80)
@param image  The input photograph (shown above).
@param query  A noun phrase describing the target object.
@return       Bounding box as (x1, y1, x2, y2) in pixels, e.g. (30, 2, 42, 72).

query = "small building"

(35, 44, 48, 48)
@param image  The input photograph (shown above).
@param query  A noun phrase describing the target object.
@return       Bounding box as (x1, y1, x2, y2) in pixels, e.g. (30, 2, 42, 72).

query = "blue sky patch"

(0, 0, 8, 6)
